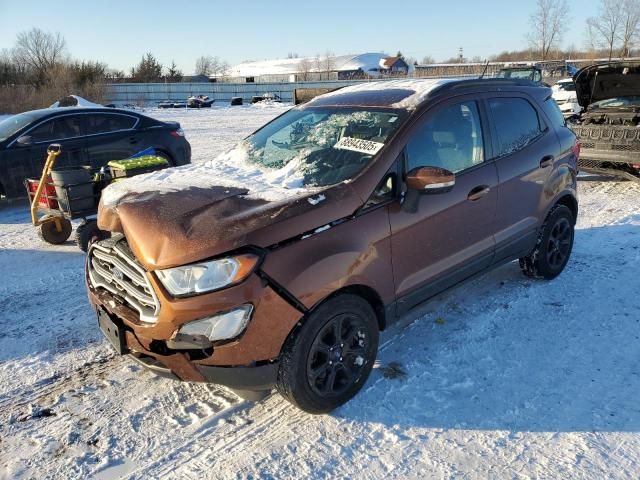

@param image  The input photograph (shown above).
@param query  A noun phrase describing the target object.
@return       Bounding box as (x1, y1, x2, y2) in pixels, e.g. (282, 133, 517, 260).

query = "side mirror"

(16, 135, 33, 146)
(406, 166, 455, 194)
(402, 166, 455, 214)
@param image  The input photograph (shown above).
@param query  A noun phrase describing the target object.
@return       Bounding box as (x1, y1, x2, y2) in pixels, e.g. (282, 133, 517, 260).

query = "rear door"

(388, 97, 498, 313)
(4, 114, 86, 193)
(84, 113, 140, 168)
(487, 95, 560, 262)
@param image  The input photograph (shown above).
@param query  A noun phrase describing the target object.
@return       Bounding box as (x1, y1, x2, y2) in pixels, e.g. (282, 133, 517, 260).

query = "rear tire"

(38, 218, 72, 245)
(519, 205, 574, 280)
(276, 294, 379, 414)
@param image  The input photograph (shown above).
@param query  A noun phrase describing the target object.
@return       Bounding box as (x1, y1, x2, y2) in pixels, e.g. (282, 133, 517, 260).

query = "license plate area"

(97, 307, 129, 355)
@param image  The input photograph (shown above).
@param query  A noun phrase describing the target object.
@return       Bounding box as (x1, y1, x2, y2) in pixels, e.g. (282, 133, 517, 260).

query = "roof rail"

(446, 78, 541, 89)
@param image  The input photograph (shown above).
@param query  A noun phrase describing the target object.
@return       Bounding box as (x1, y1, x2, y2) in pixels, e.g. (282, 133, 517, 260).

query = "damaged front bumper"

(86, 241, 303, 391)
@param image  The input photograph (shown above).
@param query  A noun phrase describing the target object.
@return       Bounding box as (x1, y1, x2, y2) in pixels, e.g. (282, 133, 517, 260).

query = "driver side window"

(406, 101, 484, 173)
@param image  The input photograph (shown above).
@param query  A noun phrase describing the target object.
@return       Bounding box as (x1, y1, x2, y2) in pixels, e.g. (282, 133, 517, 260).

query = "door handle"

(129, 137, 139, 144)
(540, 155, 554, 168)
(467, 185, 490, 201)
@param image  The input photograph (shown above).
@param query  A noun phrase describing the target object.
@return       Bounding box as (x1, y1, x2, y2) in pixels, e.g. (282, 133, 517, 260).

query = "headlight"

(156, 253, 260, 296)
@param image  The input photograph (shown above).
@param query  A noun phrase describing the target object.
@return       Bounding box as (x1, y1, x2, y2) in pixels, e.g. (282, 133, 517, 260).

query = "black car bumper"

(129, 353, 279, 391)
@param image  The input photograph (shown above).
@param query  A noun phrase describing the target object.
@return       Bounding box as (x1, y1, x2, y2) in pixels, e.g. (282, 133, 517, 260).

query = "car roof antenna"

(479, 60, 490, 79)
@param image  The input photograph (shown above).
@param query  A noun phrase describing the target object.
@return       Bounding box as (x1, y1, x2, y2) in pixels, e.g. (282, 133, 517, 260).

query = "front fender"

(261, 205, 394, 311)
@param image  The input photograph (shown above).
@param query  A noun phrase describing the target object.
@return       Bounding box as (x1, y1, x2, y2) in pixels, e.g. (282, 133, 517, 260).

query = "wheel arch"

(154, 148, 175, 166)
(317, 284, 387, 331)
(279, 283, 387, 357)
(553, 193, 578, 224)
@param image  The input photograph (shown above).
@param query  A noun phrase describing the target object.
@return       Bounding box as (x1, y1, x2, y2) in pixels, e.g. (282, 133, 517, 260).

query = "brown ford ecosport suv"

(87, 79, 580, 414)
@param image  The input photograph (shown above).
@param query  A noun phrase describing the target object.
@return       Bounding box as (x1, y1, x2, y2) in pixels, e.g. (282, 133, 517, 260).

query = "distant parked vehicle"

(187, 95, 215, 108)
(251, 93, 282, 104)
(497, 66, 543, 84)
(552, 78, 581, 117)
(0, 107, 191, 198)
(158, 101, 187, 109)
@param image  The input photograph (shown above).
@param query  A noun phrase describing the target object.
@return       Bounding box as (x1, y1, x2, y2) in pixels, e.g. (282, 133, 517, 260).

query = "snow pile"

(101, 142, 313, 207)
(49, 95, 102, 108)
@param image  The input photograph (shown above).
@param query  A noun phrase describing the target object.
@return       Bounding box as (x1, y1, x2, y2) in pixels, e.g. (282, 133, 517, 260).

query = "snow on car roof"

(49, 95, 102, 108)
(310, 78, 457, 110)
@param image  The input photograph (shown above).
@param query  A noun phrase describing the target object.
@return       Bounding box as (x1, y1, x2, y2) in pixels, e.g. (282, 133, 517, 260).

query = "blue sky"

(0, 0, 598, 74)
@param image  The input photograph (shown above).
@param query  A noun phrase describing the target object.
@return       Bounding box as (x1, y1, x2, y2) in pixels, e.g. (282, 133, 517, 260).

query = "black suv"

(0, 107, 191, 198)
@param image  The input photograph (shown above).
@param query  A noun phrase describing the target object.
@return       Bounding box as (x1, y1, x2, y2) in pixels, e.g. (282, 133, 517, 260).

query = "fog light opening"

(178, 304, 253, 342)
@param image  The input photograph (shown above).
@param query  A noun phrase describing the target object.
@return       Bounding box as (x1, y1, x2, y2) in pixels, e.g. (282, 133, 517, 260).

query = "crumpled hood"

(97, 183, 362, 270)
(574, 62, 640, 108)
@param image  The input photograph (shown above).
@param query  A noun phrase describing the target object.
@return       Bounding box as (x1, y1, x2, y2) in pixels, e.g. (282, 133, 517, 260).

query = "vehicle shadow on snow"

(338, 220, 640, 433)
(0, 248, 99, 364)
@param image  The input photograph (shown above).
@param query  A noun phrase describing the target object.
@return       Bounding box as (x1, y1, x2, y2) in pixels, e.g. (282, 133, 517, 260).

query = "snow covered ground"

(1, 105, 639, 479)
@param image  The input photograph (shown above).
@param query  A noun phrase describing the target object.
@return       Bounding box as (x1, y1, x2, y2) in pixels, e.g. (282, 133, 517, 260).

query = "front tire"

(519, 205, 574, 280)
(276, 294, 379, 414)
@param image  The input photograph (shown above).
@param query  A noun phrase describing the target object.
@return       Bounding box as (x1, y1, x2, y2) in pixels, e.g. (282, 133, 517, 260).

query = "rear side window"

(29, 116, 84, 143)
(542, 97, 566, 129)
(489, 98, 545, 157)
(86, 114, 136, 135)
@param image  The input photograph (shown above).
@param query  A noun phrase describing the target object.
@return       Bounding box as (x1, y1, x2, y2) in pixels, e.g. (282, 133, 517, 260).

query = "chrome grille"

(88, 235, 160, 323)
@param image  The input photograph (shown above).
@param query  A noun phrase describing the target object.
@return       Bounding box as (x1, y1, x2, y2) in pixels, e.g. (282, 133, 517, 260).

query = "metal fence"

(105, 80, 379, 106)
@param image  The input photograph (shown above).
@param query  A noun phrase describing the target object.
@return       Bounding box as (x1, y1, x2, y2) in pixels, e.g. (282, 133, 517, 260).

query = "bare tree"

(195, 55, 213, 76)
(527, 0, 570, 60)
(13, 28, 67, 85)
(321, 51, 335, 79)
(619, 0, 640, 57)
(297, 57, 313, 81)
(587, 0, 624, 60)
(195, 55, 222, 77)
(421, 55, 435, 65)
(218, 60, 230, 80)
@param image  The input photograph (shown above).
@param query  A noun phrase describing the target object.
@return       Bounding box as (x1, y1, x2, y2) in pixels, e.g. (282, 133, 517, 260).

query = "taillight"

(170, 128, 185, 138)
(572, 139, 581, 159)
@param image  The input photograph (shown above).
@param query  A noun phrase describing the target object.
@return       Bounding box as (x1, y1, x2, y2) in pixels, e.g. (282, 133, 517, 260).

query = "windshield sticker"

(334, 137, 384, 155)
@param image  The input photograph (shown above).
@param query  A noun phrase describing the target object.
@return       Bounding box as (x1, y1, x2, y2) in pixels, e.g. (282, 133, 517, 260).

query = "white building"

(214, 53, 400, 83)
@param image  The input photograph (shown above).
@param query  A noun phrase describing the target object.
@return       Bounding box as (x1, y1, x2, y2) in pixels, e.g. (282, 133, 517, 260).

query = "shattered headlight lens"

(156, 253, 259, 296)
